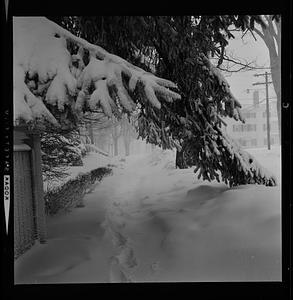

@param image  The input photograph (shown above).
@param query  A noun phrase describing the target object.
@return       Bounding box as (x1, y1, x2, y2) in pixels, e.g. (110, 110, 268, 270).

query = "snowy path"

(14, 148, 281, 283)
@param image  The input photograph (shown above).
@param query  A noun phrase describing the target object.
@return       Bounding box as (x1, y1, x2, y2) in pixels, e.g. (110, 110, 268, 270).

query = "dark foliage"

(55, 15, 276, 187)
(45, 167, 112, 215)
(41, 129, 86, 183)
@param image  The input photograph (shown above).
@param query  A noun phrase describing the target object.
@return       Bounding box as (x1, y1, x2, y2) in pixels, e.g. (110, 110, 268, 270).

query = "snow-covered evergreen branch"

(199, 54, 244, 123)
(13, 17, 181, 128)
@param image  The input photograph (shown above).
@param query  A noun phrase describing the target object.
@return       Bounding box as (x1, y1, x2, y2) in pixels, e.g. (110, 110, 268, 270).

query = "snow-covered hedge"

(44, 167, 112, 215)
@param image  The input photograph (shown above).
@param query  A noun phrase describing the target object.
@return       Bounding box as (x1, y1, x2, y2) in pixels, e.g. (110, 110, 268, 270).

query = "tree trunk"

(87, 122, 94, 144)
(124, 140, 130, 156)
(122, 134, 131, 156)
(30, 134, 47, 243)
(270, 54, 281, 143)
(111, 122, 122, 156)
(113, 138, 119, 156)
(268, 50, 281, 144)
(254, 17, 281, 143)
(175, 149, 186, 169)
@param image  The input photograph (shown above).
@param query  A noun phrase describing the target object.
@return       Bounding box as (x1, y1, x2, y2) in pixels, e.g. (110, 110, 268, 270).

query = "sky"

(224, 30, 277, 106)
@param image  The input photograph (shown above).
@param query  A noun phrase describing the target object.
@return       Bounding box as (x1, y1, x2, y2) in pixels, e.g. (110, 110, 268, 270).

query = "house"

(224, 95, 280, 149)
(13, 125, 47, 258)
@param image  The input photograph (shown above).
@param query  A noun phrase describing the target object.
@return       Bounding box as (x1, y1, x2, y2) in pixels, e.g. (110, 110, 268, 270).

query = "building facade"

(224, 97, 280, 149)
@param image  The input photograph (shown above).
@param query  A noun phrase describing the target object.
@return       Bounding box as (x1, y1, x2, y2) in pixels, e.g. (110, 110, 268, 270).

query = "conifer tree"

(14, 16, 277, 187)
(41, 128, 86, 184)
(57, 16, 277, 186)
(14, 16, 181, 183)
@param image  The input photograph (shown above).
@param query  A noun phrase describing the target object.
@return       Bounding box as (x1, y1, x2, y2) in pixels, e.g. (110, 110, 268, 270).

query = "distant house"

(13, 125, 47, 259)
(224, 98, 280, 149)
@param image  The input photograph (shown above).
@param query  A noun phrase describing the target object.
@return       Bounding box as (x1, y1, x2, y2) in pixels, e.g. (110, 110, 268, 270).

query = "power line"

(252, 72, 272, 150)
(237, 96, 276, 102)
(240, 96, 277, 111)
(241, 99, 266, 112)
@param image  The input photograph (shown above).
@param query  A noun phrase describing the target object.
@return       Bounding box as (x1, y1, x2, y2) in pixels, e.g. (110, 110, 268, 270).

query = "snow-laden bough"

(13, 17, 181, 127)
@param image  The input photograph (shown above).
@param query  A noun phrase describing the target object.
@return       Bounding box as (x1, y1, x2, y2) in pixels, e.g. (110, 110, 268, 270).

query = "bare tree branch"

(266, 15, 278, 41)
(254, 27, 265, 40)
(214, 53, 259, 71)
(248, 29, 258, 41)
(217, 64, 253, 73)
(274, 19, 281, 54)
(263, 15, 270, 25)
(255, 25, 278, 58)
(212, 46, 271, 75)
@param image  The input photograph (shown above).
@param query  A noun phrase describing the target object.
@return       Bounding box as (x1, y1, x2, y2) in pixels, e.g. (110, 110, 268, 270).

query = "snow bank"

(15, 146, 281, 283)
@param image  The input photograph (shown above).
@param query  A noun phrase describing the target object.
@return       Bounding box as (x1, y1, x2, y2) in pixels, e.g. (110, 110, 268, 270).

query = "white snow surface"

(15, 146, 281, 283)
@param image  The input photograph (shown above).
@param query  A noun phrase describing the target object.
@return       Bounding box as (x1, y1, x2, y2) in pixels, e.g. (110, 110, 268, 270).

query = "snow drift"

(14, 146, 281, 283)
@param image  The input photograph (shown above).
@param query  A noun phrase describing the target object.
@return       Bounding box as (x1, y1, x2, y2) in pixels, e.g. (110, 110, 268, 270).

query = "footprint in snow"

(150, 261, 160, 272)
(109, 256, 131, 283)
(116, 245, 138, 269)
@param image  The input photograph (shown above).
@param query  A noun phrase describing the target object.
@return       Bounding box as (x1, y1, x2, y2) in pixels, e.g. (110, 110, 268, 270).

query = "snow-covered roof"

(13, 17, 181, 128)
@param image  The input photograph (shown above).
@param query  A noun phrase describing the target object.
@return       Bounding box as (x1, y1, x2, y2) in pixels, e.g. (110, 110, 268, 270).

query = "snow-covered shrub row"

(13, 17, 181, 128)
(44, 167, 112, 215)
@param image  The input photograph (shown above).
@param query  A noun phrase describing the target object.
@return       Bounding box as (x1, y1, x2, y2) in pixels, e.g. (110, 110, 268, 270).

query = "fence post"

(31, 133, 47, 243)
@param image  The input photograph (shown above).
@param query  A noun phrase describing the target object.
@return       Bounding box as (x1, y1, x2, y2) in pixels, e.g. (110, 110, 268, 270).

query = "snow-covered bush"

(45, 167, 112, 215)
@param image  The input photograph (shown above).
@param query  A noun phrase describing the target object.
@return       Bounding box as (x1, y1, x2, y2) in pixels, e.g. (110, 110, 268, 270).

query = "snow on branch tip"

(13, 17, 181, 127)
(199, 54, 245, 123)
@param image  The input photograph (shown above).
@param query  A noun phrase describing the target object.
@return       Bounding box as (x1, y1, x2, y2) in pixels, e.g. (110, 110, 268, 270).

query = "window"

(233, 124, 256, 132)
(263, 111, 271, 118)
(244, 124, 257, 131)
(263, 122, 278, 132)
(272, 134, 280, 144)
(238, 139, 247, 146)
(243, 112, 256, 119)
(264, 136, 278, 146)
(271, 121, 278, 131)
(233, 125, 242, 132)
(264, 138, 272, 145)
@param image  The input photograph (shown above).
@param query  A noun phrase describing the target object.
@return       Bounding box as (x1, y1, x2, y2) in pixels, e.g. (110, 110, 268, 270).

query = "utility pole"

(253, 72, 273, 150)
